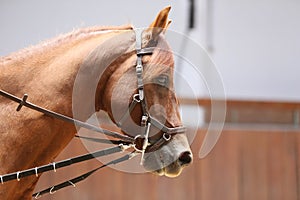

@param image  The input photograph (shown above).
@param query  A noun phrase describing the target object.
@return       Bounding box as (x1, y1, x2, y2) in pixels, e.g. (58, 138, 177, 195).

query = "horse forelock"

(144, 36, 174, 79)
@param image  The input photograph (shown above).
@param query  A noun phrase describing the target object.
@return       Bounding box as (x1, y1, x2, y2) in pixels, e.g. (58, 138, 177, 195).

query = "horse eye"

(156, 75, 169, 86)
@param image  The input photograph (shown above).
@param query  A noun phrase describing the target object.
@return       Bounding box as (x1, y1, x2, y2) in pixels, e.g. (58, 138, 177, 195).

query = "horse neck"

(0, 28, 134, 199)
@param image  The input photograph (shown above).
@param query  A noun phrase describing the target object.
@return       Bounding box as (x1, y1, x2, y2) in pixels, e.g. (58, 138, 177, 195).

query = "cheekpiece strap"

(135, 29, 145, 101)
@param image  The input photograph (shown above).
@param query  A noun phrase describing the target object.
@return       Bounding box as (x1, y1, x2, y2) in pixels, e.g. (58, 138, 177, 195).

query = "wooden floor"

(35, 127, 300, 200)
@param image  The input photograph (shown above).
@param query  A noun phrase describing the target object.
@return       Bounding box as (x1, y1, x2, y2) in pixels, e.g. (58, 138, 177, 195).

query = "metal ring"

(133, 146, 143, 153)
(50, 187, 56, 194)
(132, 135, 143, 153)
(163, 133, 171, 141)
(0, 175, 3, 184)
(35, 167, 39, 177)
(134, 134, 142, 140)
(34, 192, 41, 199)
(133, 94, 141, 102)
(68, 180, 76, 187)
(53, 162, 57, 172)
(16, 171, 21, 181)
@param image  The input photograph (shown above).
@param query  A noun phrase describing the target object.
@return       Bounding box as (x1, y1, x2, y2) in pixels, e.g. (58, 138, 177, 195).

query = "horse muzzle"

(142, 133, 193, 177)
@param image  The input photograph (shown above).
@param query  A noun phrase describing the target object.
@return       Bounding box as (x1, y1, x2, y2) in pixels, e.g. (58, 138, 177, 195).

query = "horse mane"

(0, 25, 133, 64)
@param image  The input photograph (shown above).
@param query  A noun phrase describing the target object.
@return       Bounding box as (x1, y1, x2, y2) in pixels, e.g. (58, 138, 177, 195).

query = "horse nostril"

(178, 151, 193, 166)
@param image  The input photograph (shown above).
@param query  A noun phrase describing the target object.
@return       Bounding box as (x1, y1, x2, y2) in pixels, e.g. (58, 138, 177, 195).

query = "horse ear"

(163, 19, 172, 34)
(147, 6, 171, 40)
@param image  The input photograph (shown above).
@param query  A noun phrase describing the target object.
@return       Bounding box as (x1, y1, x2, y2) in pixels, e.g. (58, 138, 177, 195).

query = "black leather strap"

(0, 89, 134, 143)
(0, 146, 124, 184)
(32, 152, 135, 198)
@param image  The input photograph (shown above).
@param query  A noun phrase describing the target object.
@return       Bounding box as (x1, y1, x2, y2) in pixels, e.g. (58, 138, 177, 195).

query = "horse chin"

(151, 168, 165, 176)
(151, 164, 184, 178)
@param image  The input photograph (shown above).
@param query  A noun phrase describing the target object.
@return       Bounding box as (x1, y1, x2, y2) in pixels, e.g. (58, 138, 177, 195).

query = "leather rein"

(0, 30, 186, 198)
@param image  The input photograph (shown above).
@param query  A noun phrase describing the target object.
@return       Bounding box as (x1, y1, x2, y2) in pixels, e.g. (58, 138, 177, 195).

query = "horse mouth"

(152, 165, 184, 178)
(144, 155, 191, 178)
(142, 133, 193, 177)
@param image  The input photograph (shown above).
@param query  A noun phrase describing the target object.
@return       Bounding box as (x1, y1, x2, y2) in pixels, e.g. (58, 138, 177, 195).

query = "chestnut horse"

(0, 6, 192, 199)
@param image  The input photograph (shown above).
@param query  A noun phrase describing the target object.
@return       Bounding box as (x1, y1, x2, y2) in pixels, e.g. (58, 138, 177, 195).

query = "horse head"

(95, 6, 193, 177)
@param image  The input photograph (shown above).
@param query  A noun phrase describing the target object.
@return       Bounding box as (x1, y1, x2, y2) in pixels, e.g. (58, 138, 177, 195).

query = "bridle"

(0, 29, 186, 197)
(116, 29, 186, 159)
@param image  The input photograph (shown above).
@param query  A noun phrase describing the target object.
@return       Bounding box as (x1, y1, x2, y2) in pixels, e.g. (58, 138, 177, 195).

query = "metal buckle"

(133, 94, 141, 102)
(141, 114, 148, 127)
(163, 133, 171, 141)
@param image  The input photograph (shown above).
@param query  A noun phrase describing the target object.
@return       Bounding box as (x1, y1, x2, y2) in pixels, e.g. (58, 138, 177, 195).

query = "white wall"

(211, 0, 300, 101)
(0, 1, 186, 54)
(1, 0, 299, 101)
